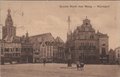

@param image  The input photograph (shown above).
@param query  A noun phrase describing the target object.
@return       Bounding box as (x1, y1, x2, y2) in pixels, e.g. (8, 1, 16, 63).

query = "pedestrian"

(43, 59, 46, 66)
(80, 62, 84, 71)
(76, 61, 80, 70)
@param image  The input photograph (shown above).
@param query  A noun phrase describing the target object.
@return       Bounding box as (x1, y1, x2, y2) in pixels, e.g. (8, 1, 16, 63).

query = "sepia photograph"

(0, 0, 120, 77)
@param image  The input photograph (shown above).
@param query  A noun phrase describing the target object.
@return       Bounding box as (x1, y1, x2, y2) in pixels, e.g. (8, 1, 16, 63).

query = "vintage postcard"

(0, 0, 120, 77)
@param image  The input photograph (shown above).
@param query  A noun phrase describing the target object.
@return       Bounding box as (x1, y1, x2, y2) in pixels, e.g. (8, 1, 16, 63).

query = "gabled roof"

(30, 33, 55, 43)
(55, 36, 64, 43)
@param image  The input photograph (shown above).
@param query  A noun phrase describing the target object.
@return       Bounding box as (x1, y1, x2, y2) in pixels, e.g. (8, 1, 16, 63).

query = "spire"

(5, 9, 13, 26)
(67, 16, 72, 35)
(8, 9, 11, 15)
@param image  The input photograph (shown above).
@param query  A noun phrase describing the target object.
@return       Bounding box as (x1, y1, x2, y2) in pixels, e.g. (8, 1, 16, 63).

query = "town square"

(0, 1, 120, 77)
(1, 63, 120, 77)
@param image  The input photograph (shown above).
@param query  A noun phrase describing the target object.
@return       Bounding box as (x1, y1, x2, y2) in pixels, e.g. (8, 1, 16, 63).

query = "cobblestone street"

(1, 63, 120, 77)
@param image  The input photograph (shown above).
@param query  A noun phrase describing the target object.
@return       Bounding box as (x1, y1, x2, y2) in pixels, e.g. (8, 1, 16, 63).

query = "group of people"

(76, 61, 85, 71)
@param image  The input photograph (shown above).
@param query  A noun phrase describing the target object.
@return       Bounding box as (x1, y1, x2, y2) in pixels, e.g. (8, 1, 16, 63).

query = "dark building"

(66, 16, 109, 64)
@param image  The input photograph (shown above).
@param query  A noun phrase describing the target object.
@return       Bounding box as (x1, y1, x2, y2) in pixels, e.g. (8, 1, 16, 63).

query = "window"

(102, 44, 106, 46)
(118, 54, 120, 57)
(5, 48, 9, 52)
(79, 46, 82, 50)
(43, 44, 45, 47)
(101, 48, 106, 55)
(90, 35, 94, 39)
(16, 48, 19, 51)
(86, 23, 88, 25)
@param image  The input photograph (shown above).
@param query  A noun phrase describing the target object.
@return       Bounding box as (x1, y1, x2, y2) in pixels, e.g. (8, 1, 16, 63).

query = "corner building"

(66, 17, 109, 64)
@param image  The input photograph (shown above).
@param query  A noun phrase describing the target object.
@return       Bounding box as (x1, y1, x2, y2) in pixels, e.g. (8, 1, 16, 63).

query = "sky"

(0, 1, 120, 49)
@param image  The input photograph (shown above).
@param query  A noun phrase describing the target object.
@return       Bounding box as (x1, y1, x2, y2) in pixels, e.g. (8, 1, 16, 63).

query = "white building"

(115, 47, 120, 64)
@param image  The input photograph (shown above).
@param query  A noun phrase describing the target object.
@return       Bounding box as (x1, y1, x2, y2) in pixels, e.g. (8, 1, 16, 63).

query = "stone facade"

(66, 17, 109, 64)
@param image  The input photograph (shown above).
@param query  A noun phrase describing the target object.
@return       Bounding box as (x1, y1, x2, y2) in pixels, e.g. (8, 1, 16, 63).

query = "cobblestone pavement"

(1, 63, 120, 77)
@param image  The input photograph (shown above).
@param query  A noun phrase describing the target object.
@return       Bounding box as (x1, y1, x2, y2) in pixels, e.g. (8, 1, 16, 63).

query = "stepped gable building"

(66, 17, 109, 64)
(30, 33, 57, 63)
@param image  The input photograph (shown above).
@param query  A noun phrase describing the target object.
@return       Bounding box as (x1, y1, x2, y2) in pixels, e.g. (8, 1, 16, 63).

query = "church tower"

(3, 9, 16, 41)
